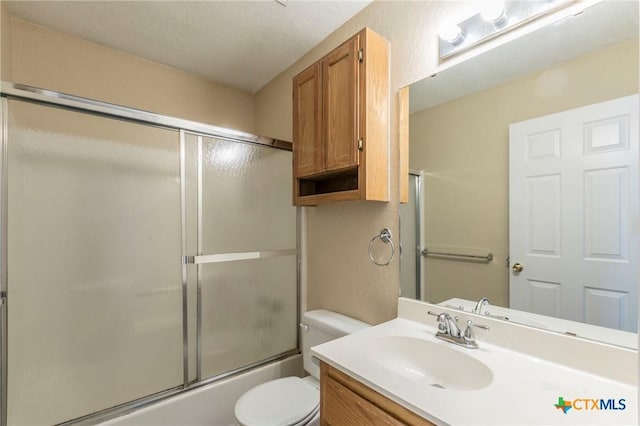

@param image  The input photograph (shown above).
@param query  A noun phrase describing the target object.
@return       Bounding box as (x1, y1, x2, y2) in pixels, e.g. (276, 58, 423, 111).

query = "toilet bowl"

(233, 310, 369, 426)
(234, 376, 320, 426)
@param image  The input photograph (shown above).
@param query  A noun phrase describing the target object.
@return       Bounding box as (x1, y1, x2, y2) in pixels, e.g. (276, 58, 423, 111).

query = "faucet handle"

(468, 321, 490, 331)
(427, 311, 459, 321)
(427, 311, 450, 334)
(463, 320, 490, 343)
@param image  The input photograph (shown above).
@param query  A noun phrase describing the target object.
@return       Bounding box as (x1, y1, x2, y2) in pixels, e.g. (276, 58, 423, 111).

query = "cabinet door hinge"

(358, 49, 364, 63)
(358, 138, 364, 151)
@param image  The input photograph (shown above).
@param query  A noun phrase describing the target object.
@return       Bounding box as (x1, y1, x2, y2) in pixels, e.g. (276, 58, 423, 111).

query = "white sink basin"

(368, 336, 493, 391)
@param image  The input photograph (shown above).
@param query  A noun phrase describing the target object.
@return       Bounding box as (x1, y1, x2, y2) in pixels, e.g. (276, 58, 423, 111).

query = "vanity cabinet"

(320, 362, 435, 426)
(293, 27, 389, 206)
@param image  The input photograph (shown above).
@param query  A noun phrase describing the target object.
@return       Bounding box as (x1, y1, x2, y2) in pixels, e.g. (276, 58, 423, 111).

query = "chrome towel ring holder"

(368, 228, 395, 266)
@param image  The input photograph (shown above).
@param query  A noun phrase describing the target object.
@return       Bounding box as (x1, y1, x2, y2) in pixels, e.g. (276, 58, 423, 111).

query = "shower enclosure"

(0, 84, 298, 426)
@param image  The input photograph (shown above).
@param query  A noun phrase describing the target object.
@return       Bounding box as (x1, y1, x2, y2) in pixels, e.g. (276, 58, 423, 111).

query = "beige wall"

(409, 39, 639, 307)
(8, 18, 255, 133)
(255, 1, 480, 324)
(0, 1, 11, 81)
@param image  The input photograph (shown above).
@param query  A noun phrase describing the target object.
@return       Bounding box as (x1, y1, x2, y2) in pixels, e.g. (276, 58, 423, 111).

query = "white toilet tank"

(301, 310, 369, 380)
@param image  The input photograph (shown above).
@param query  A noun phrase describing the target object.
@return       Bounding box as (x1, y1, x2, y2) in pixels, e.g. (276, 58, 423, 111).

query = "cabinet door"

(320, 362, 436, 426)
(323, 35, 360, 172)
(293, 62, 322, 177)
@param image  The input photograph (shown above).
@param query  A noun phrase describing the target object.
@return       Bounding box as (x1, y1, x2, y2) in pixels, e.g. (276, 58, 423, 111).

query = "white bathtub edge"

(98, 355, 303, 426)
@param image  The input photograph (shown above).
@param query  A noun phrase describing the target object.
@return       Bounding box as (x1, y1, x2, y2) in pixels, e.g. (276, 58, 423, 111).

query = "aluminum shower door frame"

(0, 82, 300, 426)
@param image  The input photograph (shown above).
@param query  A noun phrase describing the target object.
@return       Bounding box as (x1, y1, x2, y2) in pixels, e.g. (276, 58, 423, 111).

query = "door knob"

(512, 262, 524, 273)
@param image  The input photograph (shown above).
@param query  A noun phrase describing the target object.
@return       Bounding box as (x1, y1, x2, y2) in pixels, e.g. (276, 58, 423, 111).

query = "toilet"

(233, 310, 369, 426)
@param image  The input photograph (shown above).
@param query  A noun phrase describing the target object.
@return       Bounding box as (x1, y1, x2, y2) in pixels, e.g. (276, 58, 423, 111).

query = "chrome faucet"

(428, 311, 489, 349)
(473, 297, 490, 314)
(433, 312, 461, 337)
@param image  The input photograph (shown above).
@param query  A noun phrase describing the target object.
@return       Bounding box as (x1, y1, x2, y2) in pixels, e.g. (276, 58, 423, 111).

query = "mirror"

(401, 0, 639, 348)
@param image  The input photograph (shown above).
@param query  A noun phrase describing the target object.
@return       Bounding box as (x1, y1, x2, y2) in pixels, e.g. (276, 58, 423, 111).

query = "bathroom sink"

(368, 336, 493, 391)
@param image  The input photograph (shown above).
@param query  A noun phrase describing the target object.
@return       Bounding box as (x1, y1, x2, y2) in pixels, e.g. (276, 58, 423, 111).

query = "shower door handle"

(193, 249, 296, 265)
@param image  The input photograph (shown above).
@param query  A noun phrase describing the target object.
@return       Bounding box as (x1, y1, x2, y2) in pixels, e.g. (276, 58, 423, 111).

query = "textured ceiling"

(6, 0, 372, 94)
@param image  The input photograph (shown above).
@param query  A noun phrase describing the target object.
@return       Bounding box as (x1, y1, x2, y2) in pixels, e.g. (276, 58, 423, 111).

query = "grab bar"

(421, 248, 493, 262)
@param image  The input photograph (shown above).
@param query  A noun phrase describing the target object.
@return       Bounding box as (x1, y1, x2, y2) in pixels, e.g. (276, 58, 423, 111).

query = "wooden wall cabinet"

(293, 27, 389, 206)
(320, 362, 435, 426)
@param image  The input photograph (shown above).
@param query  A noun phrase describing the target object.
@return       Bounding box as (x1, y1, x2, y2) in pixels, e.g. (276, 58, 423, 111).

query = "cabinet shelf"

(298, 167, 358, 197)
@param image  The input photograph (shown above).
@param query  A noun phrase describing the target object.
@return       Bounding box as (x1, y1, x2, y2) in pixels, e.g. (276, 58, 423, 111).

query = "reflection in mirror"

(401, 0, 638, 348)
(399, 172, 422, 300)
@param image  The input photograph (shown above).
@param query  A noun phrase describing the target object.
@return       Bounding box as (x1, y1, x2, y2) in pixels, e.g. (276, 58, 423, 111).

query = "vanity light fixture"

(438, 0, 573, 62)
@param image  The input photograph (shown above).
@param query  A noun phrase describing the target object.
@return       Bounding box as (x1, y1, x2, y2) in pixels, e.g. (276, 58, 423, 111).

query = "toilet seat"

(234, 376, 319, 426)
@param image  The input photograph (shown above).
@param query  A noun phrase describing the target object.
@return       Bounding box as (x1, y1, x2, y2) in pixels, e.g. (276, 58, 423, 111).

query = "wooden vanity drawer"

(320, 362, 435, 426)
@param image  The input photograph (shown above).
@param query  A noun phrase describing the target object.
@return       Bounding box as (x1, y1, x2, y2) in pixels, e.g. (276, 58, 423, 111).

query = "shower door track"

(56, 350, 299, 426)
(0, 82, 292, 151)
(0, 82, 300, 426)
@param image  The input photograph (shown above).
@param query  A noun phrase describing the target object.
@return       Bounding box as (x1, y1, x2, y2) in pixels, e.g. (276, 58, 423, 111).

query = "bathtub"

(98, 355, 303, 426)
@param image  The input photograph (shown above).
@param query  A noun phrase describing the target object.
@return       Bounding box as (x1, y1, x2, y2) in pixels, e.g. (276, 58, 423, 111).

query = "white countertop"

(311, 316, 636, 425)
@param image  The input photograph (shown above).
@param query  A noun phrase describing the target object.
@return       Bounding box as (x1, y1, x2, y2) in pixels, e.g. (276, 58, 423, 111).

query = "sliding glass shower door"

(183, 134, 297, 380)
(1, 98, 297, 425)
(5, 100, 184, 425)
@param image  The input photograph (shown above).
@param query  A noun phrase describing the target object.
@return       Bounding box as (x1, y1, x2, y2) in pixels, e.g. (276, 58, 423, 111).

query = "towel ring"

(368, 228, 395, 266)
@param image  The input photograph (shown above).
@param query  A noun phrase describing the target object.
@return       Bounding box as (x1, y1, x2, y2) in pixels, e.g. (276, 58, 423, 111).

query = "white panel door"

(509, 95, 638, 332)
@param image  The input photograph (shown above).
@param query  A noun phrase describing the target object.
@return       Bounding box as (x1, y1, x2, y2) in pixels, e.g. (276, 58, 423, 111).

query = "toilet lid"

(234, 377, 319, 426)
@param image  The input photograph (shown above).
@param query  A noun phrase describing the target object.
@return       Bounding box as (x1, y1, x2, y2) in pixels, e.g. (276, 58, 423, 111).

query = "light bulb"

(480, 1, 506, 22)
(438, 24, 463, 44)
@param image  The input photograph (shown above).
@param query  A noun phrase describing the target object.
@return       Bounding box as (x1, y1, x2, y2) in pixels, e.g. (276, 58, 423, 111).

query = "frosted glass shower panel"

(200, 137, 296, 252)
(198, 137, 296, 379)
(199, 255, 297, 378)
(6, 101, 183, 425)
